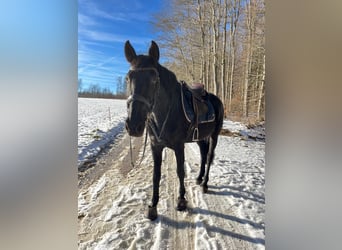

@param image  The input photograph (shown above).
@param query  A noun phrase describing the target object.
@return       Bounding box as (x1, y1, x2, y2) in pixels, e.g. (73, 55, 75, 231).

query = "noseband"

(127, 94, 153, 111)
(127, 67, 160, 113)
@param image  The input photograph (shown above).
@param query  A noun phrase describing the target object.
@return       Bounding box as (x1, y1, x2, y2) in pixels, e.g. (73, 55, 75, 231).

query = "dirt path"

(78, 134, 264, 249)
(78, 132, 144, 189)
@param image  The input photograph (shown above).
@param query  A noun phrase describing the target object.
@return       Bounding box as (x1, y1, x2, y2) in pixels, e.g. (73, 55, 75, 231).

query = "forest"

(78, 77, 127, 99)
(153, 0, 265, 120)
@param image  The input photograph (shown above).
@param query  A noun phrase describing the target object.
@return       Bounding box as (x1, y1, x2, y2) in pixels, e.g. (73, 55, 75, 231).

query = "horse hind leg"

(196, 139, 209, 185)
(202, 135, 218, 193)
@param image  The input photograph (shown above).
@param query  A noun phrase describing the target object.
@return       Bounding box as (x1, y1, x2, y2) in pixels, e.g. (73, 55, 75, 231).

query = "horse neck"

(153, 65, 179, 120)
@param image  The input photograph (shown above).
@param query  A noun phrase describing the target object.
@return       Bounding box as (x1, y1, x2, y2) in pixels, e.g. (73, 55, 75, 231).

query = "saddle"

(180, 81, 215, 141)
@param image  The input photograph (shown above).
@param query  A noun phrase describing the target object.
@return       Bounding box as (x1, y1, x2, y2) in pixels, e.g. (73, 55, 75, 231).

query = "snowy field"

(78, 98, 265, 249)
(78, 98, 127, 167)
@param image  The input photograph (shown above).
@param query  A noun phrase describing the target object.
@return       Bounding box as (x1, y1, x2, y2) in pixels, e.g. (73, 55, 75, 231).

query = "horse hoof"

(147, 205, 158, 221)
(177, 197, 187, 211)
(196, 178, 202, 185)
(202, 185, 208, 193)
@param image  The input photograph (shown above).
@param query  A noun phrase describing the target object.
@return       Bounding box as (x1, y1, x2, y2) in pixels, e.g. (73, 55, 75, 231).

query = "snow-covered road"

(78, 98, 265, 249)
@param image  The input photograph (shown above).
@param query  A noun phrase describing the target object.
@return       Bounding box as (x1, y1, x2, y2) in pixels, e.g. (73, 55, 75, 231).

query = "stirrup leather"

(192, 127, 199, 141)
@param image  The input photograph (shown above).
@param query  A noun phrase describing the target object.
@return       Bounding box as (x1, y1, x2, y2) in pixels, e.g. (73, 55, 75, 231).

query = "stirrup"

(193, 127, 199, 141)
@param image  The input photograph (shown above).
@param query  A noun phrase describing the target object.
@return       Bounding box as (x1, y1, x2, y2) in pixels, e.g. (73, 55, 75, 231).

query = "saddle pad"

(181, 84, 215, 124)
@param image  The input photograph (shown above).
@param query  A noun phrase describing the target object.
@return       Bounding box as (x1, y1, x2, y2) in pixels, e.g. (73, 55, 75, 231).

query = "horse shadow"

(152, 181, 265, 246)
(207, 185, 265, 204)
(157, 207, 265, 246)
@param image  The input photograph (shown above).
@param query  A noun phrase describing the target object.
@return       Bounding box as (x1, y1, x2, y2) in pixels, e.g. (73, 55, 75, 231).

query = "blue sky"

(78, 0, 164, 93)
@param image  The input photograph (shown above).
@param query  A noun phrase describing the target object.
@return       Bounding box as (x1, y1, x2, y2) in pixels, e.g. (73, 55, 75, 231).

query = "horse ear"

(148, 40, 159, 63)
(124, 40, 137, 64)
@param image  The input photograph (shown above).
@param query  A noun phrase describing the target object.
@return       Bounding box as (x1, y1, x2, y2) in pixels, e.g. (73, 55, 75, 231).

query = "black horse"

(124, 40, 224, 220)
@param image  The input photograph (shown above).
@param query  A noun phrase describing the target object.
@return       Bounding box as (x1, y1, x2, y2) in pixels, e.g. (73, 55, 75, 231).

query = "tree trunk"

(176, 36, 191, 81)
(228, 0, 240, 112)
(220, 0, 229, 102)
(197, 0, 205, 84)
(257, 54, 265, 119)
(206, 36, 211, 92)
(211, 0, 218, 95)
(243, 0, 253, 118)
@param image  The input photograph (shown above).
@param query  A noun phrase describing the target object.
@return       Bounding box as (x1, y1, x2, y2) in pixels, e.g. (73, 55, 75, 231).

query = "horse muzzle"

(125, 118, 145, 137)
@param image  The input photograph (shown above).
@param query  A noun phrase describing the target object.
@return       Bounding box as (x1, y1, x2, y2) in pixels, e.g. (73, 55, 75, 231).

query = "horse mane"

(156, 63, 179, 91)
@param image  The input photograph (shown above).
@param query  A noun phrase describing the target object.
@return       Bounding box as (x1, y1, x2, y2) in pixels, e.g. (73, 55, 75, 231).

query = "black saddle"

(180, 81, 215, 140)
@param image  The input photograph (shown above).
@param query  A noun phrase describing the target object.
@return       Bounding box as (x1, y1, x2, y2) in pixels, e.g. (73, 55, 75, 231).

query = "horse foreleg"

(202, 136, 218, 193)
(147, 144, 163, 221)
(196, 140, 209, 185)
(175, 144, 187, 211)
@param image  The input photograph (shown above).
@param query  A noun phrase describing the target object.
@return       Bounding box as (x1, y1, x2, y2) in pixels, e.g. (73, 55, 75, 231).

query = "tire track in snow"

(157, 148, 196, 250)
(186, 143, 239, 249)
(186, 138, 265, 249)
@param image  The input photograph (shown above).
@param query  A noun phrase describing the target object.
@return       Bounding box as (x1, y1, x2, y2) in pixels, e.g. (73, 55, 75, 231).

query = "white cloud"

(77, 0, 158, 88)
(78, 13, 98, 26)
(78, 42, 129, 88)
(79, 29, 125, 43)
(80, 0, 150, 23)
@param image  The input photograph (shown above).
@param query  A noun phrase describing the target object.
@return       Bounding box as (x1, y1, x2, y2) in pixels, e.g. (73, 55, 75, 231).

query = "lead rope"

(129, 127, 148, 168)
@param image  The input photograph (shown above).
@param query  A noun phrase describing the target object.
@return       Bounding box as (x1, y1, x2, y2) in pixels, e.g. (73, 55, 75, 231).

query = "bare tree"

(242, 0, 253, 117)
(220, 0, 229, 101)
(116, 76, 125, 95)
(257, 54, 265, 119)
(153, 0, 265, 120)
(78, 78, 83, 93)
(227, 0, 241, 113)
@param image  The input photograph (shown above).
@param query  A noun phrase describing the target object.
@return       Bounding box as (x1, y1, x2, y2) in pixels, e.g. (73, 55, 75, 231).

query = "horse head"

(124, 40, 160, 137)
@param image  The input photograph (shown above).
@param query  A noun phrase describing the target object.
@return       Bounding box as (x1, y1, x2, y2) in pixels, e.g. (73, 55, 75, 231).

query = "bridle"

(126, 67, 160, 113)
(126, 67, 160, 167)
(127, 94, 153, 111)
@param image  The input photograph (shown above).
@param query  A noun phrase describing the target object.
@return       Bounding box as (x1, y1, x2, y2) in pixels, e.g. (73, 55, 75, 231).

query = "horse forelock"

(131, 55, 156, 69)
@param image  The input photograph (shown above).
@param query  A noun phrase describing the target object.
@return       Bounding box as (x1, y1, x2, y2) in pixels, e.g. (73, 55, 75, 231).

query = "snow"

(223, 119, 265, 141)
(222, 120, 247, 133)
(78, 98, 265, 249)
(78, 98, 127, 167)
(188, 136, 265, 248)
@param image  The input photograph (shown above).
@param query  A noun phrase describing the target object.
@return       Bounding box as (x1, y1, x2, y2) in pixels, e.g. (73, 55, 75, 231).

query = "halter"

(126, 67, 160, 167)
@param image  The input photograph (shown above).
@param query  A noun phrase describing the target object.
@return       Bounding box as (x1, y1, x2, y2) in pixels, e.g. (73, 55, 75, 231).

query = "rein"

(147, 100, 172, 143)
(129, 101, 171, 168)
(129, 127, 148, 168)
